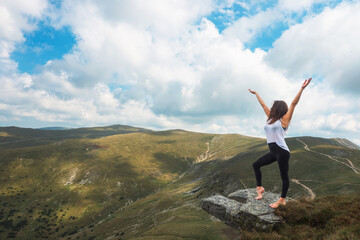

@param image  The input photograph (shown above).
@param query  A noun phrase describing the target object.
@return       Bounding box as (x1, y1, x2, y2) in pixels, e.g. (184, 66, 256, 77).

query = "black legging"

(252, 142, 290, 198)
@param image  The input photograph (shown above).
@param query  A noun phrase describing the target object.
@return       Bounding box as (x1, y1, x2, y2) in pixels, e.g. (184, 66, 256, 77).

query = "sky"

(1, 0, 360, 145)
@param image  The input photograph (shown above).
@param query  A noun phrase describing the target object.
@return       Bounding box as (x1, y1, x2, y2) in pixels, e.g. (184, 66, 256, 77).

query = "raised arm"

(248, 89, 270, 117)
(281, 78, 312, 128)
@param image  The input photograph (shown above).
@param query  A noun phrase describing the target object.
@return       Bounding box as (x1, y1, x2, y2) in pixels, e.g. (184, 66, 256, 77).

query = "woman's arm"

(281, 78, 312, 128)
(249, 89, 270, 117)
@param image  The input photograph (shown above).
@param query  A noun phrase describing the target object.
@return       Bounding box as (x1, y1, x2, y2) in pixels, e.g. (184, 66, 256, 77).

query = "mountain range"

(0, 125, 359, 239)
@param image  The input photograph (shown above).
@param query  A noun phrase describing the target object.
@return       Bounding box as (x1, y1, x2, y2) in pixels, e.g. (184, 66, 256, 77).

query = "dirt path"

(196, 142, 211, 162)
(291, 179, 316, 199)
(195, 136, 221, 163)
(297, 138, 360, 174)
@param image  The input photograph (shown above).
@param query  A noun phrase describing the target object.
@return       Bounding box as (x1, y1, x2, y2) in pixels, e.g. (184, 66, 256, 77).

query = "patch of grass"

(282, 195, 360, 239)
(240, 194, 360, 240)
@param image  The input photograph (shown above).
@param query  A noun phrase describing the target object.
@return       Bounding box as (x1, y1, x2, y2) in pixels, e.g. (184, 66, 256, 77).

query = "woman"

(249, 78, 311, 208)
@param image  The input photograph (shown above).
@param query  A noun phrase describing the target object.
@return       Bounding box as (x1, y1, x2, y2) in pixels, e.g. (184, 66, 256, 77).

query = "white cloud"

(222, 0, 340, 45)
(0, 71, 179, 129)
(223, 8, 281, 43)
(42, 2, 294, 121)
(299, 113, 360, 135)
(283, 80, 360, 140)
(190, 116, 265, 136)
(2, 0, 293, 132)
(266, 1, 360, 94)
(0, 0, 47, 58)
(277, 0, 322, 11)
(52, 0, 215, 37)
(1, 0, 360, 144)
(352, 138, 360, 147)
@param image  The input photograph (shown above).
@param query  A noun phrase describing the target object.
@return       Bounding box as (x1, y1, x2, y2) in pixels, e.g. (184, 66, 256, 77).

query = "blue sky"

(1, 0, 360, 145)
(11, 23, 76, 74)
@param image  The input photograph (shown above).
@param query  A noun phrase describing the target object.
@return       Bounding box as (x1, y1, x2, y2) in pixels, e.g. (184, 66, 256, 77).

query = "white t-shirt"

(264, 119, 290, 152)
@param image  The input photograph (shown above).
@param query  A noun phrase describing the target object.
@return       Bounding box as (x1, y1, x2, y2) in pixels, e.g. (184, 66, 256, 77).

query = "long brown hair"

(267, 100, 288, 124)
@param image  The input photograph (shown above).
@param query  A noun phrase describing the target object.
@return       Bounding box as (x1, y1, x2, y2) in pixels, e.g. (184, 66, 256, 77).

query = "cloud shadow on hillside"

(152, 152, 190, 174)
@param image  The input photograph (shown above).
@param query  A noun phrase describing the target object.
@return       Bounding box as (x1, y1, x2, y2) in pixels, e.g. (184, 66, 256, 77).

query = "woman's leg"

(252, 152, 276, 199)
(270, 148, 290, 208)
(277, 149, 290, 198)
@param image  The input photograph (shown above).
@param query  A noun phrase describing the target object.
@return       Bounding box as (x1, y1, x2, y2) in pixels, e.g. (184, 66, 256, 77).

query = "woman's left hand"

(302, 78, 312, 89)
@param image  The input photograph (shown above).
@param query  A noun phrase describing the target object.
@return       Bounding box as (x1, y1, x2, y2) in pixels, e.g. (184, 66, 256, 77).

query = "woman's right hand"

(248, 89, 256, 94)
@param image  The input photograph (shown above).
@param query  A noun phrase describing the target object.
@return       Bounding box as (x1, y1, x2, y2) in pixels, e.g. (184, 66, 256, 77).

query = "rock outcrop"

(201, 188, 282, 231)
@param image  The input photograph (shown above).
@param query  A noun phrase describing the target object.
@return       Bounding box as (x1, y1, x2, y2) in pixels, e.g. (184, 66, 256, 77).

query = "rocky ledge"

(201, 188, 282, 231)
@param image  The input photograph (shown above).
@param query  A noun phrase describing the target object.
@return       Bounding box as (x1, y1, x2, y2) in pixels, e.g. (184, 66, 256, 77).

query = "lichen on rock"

(201, 188, 282, 231)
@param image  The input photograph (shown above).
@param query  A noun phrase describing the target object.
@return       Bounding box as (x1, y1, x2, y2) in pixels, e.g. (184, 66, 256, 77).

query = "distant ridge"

(0, 124, 152, 149)
(37, 127, 71, 130)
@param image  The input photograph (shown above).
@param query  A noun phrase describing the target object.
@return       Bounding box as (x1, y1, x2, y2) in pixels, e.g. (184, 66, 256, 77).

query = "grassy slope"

(0, 125, 151, 149)
(0, 130, 253, 239)
(85, 136, 360, 240)
(0, 128, 359, 239)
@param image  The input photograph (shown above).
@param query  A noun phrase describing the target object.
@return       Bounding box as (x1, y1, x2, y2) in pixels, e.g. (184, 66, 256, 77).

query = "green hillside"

(0, 126, 359, 239)
(0, 125, 151, 149)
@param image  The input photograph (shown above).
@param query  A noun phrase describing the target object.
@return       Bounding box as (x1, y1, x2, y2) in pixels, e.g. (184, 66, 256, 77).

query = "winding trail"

(195, 136, 222, 163)
(196, 142, 211, 162)
(291, 179, 316, 199)
(297, 138, 360, 174)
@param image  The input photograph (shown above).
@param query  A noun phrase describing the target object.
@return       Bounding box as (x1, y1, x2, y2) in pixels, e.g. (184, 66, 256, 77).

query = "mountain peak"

(331, 138, 360, 150)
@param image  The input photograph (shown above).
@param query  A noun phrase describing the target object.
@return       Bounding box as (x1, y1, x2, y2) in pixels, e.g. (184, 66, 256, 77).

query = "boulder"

(201, 188, 282, 231)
